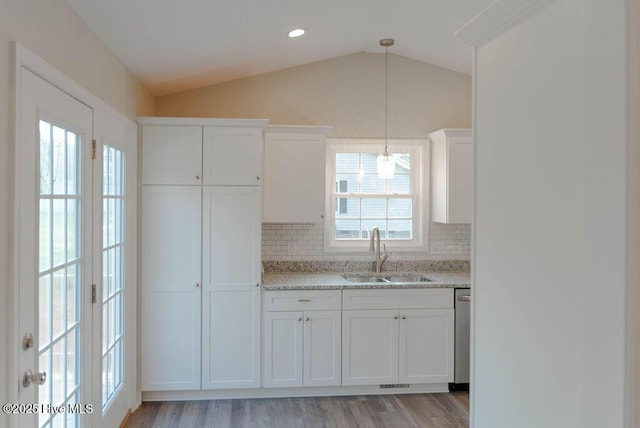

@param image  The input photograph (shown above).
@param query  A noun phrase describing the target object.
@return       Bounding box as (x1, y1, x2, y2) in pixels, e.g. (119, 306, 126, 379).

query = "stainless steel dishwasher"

(449, 288, 470, 391)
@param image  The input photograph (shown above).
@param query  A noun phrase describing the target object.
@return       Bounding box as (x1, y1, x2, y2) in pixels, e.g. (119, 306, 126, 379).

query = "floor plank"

(125, 393, 469, 428)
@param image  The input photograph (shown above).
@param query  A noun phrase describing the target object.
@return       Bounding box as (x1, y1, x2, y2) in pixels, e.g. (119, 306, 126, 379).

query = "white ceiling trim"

(455, 0, 558, 47)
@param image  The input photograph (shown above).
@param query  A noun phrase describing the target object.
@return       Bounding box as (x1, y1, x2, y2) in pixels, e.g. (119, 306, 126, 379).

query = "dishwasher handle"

(457, 294, 471, 302)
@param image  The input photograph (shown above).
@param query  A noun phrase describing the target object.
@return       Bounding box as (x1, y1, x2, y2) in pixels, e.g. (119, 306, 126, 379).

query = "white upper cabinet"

(263, 125, 333, 223)
(203, 126, 264, 185)
(142, 125, 202, 185)
(430, 129, 472, 224)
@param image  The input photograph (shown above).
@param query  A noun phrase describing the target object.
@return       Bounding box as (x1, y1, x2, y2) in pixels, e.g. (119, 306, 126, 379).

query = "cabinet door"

(141, 186, 201, 391)
(304, 311, 341, 386)
(263, 311, 303, 388)
(202, 290, 261, 389)
(203, 126, 262, 185)
(448, 136, 472, 223)
(201, 186, 262, 389)
(342, 310, 398, 386)
(142, 126, 202, 185)
(430, 129, 472, 224)
(263, 133, 326, 222)
(202, 186, 261, 291)
(398, 309, 454, 384)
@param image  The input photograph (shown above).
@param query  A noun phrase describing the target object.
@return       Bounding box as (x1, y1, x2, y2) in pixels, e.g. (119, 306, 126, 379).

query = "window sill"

(323, 242, 428, 254)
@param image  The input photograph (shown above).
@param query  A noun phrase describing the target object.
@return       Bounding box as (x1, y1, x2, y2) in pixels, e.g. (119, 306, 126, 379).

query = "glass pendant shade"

(377, 154, 395, 179)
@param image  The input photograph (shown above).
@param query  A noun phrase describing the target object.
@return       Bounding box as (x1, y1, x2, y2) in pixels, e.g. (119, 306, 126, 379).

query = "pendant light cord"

(384, 44, 389, 157)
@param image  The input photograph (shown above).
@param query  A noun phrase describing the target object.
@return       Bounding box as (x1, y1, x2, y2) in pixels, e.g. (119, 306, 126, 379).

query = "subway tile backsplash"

(262, 222, 470, 262)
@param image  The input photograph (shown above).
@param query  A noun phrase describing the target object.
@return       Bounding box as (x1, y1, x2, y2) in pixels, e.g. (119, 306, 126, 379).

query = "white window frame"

(324, 138, 429, 253)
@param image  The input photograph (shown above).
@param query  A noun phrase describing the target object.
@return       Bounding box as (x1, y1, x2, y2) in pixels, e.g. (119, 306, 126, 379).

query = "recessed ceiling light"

(288, 28, 305, 38)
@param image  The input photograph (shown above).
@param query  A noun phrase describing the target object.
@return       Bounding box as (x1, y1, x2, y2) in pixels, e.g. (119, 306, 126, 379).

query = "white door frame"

(10, 42, 139, 427)
(626, 0, 640, 425)
(92, 109, 138, 427)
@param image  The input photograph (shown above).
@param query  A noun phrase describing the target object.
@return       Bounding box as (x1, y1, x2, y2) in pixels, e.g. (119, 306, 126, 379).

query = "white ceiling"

(64, 0, 494, 96)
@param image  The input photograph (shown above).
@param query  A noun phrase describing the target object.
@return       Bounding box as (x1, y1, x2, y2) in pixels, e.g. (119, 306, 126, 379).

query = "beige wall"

(155, 52, 472, 137)
(0, 0, 154, 419)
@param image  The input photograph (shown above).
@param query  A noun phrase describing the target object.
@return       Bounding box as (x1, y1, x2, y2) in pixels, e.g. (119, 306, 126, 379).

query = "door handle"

(23, 369, 46, 387)
(457, 295, 471, 302)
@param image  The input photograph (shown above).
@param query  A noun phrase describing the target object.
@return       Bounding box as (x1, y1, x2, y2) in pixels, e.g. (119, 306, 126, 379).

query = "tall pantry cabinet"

(139, 118, 267, 391)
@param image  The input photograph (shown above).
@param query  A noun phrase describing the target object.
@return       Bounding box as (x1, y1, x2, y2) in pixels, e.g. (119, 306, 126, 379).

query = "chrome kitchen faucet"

(369, 226, 388, 274)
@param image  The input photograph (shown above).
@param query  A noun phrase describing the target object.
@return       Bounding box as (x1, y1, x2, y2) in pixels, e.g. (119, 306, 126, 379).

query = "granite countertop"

(262, 271, 470, 290)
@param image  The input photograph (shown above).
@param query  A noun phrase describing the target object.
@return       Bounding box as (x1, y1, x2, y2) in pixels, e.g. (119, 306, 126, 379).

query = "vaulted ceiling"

(64, 0, 493, 96)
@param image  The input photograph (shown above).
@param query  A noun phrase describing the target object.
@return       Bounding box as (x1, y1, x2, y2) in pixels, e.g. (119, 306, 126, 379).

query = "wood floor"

(125, 392, 469, 428)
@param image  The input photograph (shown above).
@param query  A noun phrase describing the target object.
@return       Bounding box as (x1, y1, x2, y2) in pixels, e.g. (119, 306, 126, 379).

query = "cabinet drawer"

(342, 289, 453, 310)
(264, 290, 342, 311)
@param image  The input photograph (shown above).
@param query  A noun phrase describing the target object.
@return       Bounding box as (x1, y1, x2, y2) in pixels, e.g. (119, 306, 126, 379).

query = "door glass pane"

(39, 120, 52, 195)
(52, 126, 66, 195)
(102, 145, 125, 410)
(38, 119, 81, 428)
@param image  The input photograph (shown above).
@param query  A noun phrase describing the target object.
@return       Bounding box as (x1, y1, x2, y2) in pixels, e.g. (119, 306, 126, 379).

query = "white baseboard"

(142, 383, 449, 402)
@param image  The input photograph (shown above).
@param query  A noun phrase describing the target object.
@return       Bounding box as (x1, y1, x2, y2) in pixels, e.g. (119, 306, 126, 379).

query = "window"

(325, 139, 427, 252)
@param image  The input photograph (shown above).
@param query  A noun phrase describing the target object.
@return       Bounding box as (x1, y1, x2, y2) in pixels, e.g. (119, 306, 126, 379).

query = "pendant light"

(377, 38, 395, 179)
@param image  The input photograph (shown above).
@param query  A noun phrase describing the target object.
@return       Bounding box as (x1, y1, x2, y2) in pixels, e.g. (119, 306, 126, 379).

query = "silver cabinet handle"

(196, 175, 200, 180)
(23, 369, 46, 387)
(194, 283, 200, 288)
(401, 316, 406, 320)
(256, 283, 260, 287)
(394, 315, 398, 320)
(256, 176, 261, 181)
(457, 295, 471, 302)
(298, 299, 311, 302)
(298, 317, 303, 322)
(305, 317, 310, 322)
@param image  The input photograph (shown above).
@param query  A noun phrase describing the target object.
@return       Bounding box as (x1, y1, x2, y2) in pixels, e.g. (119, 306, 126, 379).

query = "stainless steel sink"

(341, 274, 390, 283)
(341, 274, 434, 284)
(384, 274, 434, 283)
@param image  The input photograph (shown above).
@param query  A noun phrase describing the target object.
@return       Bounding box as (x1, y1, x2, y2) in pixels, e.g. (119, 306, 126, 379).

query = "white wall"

(0, 0, 154, 424)
(155, 52, 472, 138)
(471, 0, 628, 426)
(156, 53, 474, 263)
(627, 1, 640, 424)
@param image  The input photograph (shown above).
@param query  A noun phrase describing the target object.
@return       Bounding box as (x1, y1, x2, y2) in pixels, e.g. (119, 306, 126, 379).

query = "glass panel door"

(38, 119, 82, 428)
(101, 146, 125, 409)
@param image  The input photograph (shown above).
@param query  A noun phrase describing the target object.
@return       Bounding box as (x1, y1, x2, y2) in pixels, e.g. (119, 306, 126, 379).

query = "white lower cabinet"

(342, 290, 454, 386)
(263, 291, 341, 388)
(398, 309, 454, 384)
(304, 310, 342, 386)
(203, 290, 261, 389)
(342, 310, 398, 385)
(264, 311, 303, 387)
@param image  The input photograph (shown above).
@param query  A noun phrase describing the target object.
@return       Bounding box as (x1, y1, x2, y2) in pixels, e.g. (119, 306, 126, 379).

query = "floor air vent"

(379, 384, 411, 389)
